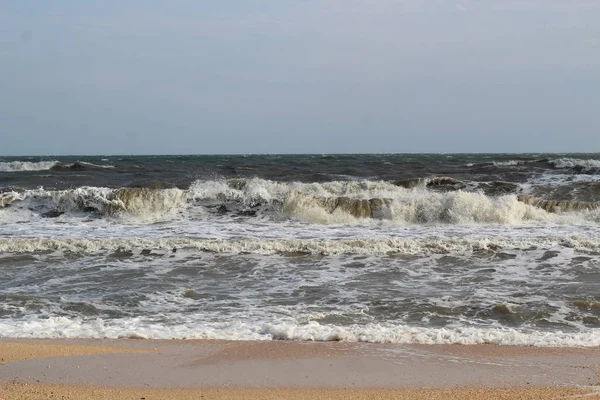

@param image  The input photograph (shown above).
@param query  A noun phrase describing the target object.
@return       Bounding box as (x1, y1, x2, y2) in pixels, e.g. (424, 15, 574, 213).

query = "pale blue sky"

(1, 1, 599, 155)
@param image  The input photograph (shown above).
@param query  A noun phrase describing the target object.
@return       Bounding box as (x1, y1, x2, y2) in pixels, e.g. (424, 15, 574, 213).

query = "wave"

(465, 159, 548, 168)
(0, 191, 22, 207)
(1, 316, 599, 346)
(189, 178, 599, 224)
(1, 236, 599, 255)
(0, 160, 59, 172)
(286, 194, 598, 226)
(50, 161, 115, 171)
(549, 158, 600, 170)
(492, 160, 525, 167)
(110, 188, 186, 217)
(518, 195, 599, 213)
(283, 191, 597, 224)
(255, 322, 600, 346)
(2, 179, 599, 225)
(0, 186, 186, 221)
(391, 177, 465, 189)
(392, 178, 518, 197)
(0, 160, 115, 173)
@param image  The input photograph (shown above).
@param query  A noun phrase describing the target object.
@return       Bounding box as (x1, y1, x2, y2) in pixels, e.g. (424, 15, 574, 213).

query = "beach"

(4, 0, 600, 392)
(1, 339, 599, 399)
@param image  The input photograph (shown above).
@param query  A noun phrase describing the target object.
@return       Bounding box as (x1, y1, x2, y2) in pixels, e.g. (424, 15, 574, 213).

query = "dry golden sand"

(0, 384, 597, 400)
(0, 341, 150, 364)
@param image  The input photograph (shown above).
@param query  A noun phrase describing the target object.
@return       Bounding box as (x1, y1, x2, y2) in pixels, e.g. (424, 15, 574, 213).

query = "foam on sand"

(3, 316, 600, 347)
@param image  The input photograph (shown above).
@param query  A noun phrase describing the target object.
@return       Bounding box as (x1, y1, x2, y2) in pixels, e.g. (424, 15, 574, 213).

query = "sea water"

(1, 153, 600, 346)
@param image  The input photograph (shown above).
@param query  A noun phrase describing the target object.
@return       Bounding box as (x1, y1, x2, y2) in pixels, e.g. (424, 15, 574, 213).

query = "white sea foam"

(549, 158, 600, 169)
(1, 317, 599, 347)
(1, 236, 599, 255)
(77, 161, 115, 169)
(0, 160, 115, 172)
(0, 160, 59, 172)
(492, 160, 524, 167)
(0, 191, 24, 207)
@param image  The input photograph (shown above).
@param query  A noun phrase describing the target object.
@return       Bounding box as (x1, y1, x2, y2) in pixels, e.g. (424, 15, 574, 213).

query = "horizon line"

(2, 151, 600, 158)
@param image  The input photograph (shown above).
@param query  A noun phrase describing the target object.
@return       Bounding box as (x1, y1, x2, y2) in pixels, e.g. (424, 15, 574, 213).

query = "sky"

(1, 1, 599, 155)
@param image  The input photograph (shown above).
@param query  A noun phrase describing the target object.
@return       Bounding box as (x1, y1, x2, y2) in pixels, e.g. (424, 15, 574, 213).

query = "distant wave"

(492, 160, 525, 167)
(0, 160, 115, 172)
(549, 158, 600, 170)
(50, 161, 115, 171)
(464, 159, 549, 168)
(0, 160, 59, 172)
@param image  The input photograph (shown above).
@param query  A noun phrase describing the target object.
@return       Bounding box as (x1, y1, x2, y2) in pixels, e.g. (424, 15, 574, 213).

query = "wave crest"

(518, 195, 599, 213)
(0, 160, 59, 172)
(50, 161, 115, 171)
(549, 158, 600, 170)
(3, 178, 600, 225)
(1, 187, 186, 220)
(282, 191, 595, 225)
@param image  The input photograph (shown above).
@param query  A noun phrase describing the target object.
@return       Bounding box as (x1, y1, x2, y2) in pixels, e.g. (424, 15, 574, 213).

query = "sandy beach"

(1, 339, 599, 399)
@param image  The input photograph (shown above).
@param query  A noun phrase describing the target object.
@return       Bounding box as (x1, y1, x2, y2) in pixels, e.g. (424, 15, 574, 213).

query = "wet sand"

(1, 339, 599, 399)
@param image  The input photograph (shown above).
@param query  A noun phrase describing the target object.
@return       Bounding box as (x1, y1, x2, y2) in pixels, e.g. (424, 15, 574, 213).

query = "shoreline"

(1, 339, 599, 399)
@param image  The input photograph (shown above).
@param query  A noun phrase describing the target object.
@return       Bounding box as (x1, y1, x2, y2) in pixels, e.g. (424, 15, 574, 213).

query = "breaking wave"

(50, 161, 115, 170)
(0, 160, 59, 172)
(549, 158, 600, 170)
(492, 160, 525, 167)
(188, 178, 598, 225)
(0, 160, 115, 172)
(281, 191, 581, 224)
(464, 157, 600, 171)
(465, 159, 548, 168)
(2, 178, 599, 225)
(0, 186, 186, 221)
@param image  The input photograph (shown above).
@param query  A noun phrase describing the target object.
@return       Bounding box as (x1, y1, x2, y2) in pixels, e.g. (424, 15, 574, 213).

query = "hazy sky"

(1, 1, 599, 155)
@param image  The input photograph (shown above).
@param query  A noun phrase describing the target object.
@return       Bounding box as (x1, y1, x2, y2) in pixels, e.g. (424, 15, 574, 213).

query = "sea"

(1, 153, 600, 346)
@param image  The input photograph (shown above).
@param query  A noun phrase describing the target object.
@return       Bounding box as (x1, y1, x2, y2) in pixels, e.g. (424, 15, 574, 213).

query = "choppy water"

(1, 153, 600, 346)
